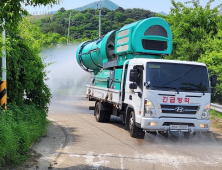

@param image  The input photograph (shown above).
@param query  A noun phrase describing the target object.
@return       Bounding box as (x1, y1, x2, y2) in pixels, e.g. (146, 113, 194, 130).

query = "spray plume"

(41, 44, 92, 98)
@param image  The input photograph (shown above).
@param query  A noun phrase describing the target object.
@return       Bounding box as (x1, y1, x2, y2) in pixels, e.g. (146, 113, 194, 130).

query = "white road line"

(119, 154, 124, 170)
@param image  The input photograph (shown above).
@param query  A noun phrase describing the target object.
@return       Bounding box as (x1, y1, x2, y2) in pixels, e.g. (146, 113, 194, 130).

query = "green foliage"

(58, 36, 67, 44)
(164, 0, 222, 103)
(165, 0, 222, 61)
(41, 22, 66, 35)
(73, 13, 85, 21)
(37, 8, 156, 40)
(124, 18, 136, 24)
(199, 30, 222, 102)
(59, 7, 66, 13)
(210, 115, 215, 119)
(114, 12, 127, 22)
(0, 17, 53, 167)
(1, 18, 51, 111)
(0, 103, 48, 166)
(210, 109, 222, 118)
(0, 0, 61, 30)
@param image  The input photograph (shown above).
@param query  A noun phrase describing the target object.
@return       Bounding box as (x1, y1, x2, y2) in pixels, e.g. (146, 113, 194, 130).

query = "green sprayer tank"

(76, 17, 173, 90)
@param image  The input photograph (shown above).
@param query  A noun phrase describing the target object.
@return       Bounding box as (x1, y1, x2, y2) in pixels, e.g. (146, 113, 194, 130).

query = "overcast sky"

(23, 0, 222, 15)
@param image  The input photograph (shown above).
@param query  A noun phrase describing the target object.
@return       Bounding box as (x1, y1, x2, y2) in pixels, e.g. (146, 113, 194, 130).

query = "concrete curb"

(28, 118, 66, 170)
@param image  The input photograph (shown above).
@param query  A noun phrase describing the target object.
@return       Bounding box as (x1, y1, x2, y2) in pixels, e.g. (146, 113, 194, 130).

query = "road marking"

(68, 153, 80, 157)
(65, 151, 222, 169)
(119, 154, 124, 170)
(82, 152, 112, 169)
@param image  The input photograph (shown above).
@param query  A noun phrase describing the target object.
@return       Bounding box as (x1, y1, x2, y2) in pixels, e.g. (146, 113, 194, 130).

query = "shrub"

(0, 103, 48, 166)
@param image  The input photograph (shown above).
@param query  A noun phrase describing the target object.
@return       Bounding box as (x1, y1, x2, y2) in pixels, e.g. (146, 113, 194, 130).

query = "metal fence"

(211, 103, 222, 113)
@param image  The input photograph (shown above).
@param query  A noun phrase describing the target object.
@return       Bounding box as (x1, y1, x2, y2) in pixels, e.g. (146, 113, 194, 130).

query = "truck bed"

(86, 85, 121, 104)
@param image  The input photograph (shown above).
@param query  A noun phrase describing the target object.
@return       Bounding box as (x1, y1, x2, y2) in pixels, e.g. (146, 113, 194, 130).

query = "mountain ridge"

(74, 0, 119, 11)
(158, 11, 168, 16)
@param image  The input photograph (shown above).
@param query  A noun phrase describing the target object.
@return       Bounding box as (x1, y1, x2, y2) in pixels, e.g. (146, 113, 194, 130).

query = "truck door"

(126, 64, 144, 121)
(134, 65, 144, 114)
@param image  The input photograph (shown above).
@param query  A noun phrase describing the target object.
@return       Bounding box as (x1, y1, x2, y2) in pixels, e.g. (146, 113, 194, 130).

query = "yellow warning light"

(205, 104, 210, 109)
(149, 122, 157, 126)
(200, 124, 208, 128)
(146, 101, 152, 106)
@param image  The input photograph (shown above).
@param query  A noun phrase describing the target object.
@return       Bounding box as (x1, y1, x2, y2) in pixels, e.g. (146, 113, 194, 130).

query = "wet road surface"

(48, 96, 222, 170)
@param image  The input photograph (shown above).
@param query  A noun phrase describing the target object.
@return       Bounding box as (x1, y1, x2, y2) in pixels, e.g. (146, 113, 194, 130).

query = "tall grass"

(210, 109, 222, 119)
(0, 103, 48, 167)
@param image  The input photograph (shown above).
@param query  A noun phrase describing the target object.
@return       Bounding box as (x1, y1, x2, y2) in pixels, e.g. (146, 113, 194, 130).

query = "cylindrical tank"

(76, 30, 116, 73)
(76, 17, 173, 74)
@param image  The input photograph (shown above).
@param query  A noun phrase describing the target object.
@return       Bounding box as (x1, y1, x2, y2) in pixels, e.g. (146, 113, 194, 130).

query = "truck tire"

(95, 102, 105, 122)
(129, 110, 145, 138)
(104, 112, 111, 122)
(124, 113, 129, 130)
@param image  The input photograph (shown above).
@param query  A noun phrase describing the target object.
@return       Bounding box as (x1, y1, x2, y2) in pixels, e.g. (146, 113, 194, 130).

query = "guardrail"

(211, 103, 222, 113)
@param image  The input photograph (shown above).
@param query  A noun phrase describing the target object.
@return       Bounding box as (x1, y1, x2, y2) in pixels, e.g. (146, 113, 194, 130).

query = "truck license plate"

(170, 125, 188, 130)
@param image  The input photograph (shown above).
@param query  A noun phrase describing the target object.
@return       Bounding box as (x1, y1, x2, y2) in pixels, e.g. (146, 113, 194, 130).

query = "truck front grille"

(160, 104, 199, 114)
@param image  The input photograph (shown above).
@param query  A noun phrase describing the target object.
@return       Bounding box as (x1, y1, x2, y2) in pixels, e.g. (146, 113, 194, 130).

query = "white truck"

(86, 58, 217, 138)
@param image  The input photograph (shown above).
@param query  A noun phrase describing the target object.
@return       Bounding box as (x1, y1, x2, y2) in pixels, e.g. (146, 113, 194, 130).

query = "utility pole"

(99, 0, 101, 38)
(1, 18, 7, 109)
(67, 11, 71, 45)
(96, 0, 107, 39)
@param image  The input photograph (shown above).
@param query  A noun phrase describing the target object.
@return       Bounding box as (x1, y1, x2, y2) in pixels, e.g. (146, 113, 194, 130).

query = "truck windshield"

(146, 62, 210, 93)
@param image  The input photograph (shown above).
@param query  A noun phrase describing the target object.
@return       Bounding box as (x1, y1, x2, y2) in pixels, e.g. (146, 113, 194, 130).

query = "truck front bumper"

(141, 117, 210, 132)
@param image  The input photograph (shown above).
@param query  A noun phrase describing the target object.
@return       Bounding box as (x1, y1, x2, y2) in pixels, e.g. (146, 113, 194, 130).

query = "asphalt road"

(46, 96, 222, 170)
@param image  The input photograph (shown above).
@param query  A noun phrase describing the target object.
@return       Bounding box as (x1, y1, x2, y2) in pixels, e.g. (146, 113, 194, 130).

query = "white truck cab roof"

(129, 58, 207, 67)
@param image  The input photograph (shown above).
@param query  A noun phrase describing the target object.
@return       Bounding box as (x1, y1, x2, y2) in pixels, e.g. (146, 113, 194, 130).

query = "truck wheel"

(129, 110, 145, 138)
(124, 112, 129, 130)
(104, 112, 111, 122)
(95, 102, 104, 122)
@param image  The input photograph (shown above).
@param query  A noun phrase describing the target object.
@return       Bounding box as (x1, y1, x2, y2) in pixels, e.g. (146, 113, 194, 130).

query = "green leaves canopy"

(164, 0, 222, 103)
(1, 18, 51, 111)
(0, 0, 61, 166)
(165, 0, 222, 61)
(199, 30, 222, 102)
(0, 0, 61, 30)
(39, 7, 156, 40)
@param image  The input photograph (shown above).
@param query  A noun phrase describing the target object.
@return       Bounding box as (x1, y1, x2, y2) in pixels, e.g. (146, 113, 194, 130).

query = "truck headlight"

(201, 104, 210, 119)
(144, 100, 156, 117)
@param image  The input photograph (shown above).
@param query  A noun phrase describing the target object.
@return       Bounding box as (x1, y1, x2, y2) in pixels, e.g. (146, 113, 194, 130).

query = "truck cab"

(125, 58, 211, 137)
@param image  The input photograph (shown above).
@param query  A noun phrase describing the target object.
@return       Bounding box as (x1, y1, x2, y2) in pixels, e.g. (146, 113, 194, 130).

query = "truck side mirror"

(129, 69, 138, 82)
(129, 83, 137, 89)
(211, 74, 217, 87)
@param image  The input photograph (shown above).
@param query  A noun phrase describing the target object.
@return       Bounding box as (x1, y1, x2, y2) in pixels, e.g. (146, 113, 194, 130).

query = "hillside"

(36, 7, 156, 41)
(27, 14, 53, 21)
(74, 0, 119, 11)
